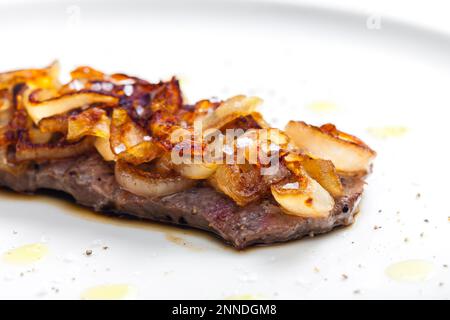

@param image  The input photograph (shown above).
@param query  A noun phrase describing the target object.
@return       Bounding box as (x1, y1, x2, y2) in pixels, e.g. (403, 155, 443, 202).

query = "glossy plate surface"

(0, 0, 449, 299)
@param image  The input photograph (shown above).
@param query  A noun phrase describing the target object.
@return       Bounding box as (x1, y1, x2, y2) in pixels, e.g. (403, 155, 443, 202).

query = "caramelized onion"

(115, 160, 196, 198)
(284, 153, 343, 198)
(0, 61, 60, 90)
(174, 163, 217, 179)
(25, 91, 118, 124)
(117, 141, 163, 165)
(202, 95, 262, 129)
(0, 89, 12, 128)
(67, 108, 110, 141)
(15, 137, 94, 161)
(38, 114, 69, 134)
(285, 121, 376, 174)
(110, 108, 163, 164)
(271, 170, 335, 218)
(209, 164, 266, 206)
(0, 147, 28, 176)
(28, 128, 53, 144)
(94, 137, 116, 161)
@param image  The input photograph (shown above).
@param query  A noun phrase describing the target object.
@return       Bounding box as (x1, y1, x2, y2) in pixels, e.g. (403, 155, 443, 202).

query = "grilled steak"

(0, 153, 364, 249)
(0, 63, 375, 249)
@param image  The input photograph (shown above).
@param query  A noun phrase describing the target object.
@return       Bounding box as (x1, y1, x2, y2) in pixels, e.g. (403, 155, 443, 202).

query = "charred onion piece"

(0, 61, 60, 91)
(202, 95, 262, 129)
(38, 113, 69, 134)
(209, 164, 266, 206)
(67, 107, 110, 141)
(285, 121, 376, 174)
(284, 153, 343, 198)
(271, 169, 335, 218)
(110, 108, 163, 165)
(25, 91, 118, 124)
(115, 160, 196, 198)
(15, 136, 95, 161)
(117, 141, 163, 165)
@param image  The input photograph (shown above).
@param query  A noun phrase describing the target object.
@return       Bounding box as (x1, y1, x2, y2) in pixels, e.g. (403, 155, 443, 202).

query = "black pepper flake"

(85, 249, 93, 256)
(416, 193, 421, 199)
(342, 274, 348, 280)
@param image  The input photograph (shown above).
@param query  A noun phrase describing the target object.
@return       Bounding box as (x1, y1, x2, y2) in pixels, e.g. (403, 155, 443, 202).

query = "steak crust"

(0, 153, 365, 249)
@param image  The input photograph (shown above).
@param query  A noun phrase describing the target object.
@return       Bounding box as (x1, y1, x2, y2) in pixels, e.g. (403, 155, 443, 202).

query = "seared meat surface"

(0, 153, 364, 249)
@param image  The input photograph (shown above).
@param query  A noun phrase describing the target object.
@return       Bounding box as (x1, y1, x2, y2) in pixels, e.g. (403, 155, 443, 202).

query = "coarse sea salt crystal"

(114, 144, 126, 154)
(282, 182, 299, 190)
(123, 85, 134, 96)
(69, 79, 84, 91)
(135, 105, 145, 116)
(91, 83, 102, 91)
(101, 82, 114, 91)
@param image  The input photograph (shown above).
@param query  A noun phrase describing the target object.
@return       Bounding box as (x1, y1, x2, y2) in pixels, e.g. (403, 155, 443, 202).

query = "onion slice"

(15, 136, 95, 161)
(25, 91, 118, 124)
(94, 137, 116, 161)
(67, 108, 110, 141)
(202, 95, 262, 129)
(208, 164, 266, 206)
(0, 61, 60, 90)
(115, 160, 196, 198)
(271, 169, 335, 218)
(284, 153, 343, 198)
(0, 147, 28, 176)
(285, 121, 376, 174)
(174, 163, 217, 179)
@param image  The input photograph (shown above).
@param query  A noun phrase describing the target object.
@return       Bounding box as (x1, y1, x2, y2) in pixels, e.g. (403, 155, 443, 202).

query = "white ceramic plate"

(0, 0, 449, 299)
